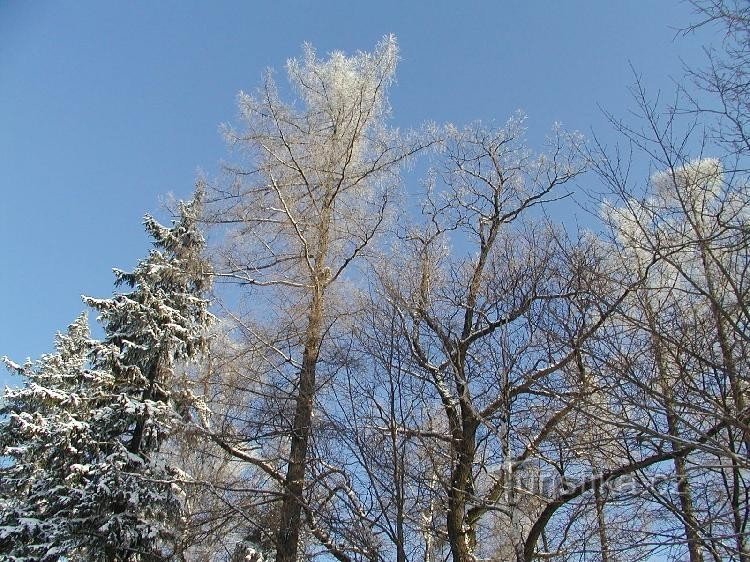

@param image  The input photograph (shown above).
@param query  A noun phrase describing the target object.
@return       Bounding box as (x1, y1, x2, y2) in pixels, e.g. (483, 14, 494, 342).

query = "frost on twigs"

(213, 35, 431, 298)
(287, 34, 397, 127)
(651, 157, 723, 208)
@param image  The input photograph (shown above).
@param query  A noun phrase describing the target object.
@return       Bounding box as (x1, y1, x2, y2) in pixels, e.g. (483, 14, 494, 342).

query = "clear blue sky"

(0, 2, 713, 387)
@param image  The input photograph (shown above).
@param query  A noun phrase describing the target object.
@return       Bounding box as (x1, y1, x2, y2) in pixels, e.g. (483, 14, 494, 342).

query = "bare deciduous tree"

(204, 36, 429, 561)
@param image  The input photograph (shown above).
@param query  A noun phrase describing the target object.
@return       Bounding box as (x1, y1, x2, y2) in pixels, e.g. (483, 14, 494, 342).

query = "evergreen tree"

(0, 313, 97, 561)
(0, 189, 212, 561)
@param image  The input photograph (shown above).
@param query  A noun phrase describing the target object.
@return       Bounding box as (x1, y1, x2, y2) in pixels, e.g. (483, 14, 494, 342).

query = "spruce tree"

(0, 314, 96, 561)
(0, 189, 212, 561)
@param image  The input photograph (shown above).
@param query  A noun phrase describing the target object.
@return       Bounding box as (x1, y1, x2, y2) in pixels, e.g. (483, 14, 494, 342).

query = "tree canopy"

(3, 3, 750, 561)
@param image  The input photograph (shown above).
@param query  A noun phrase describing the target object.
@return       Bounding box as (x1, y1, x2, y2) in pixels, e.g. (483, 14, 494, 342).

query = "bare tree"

(685, 0, 750, 157)
(194, 7, 750, 560)
(587, 55, 750, 557)
(376, 117, 602, 561)
(204, 36, 429, 561)
(596, 152, 750, 561)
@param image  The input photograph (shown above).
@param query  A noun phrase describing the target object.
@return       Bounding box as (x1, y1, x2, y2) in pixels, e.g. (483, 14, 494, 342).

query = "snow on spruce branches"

(0, 188, 212, 561)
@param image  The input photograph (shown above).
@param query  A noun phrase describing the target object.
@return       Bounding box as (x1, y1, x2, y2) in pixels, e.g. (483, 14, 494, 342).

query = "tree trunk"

(644, 297, 704, 562)
(667, 413, 704, 562)
(594, 480, 611, 562)
(446, 419, 479, 562)
(275, 287, 324, 562)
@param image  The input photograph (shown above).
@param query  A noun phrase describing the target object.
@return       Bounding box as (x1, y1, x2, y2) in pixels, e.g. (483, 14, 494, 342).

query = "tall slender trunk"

(394, 451, 407, 562)
(594, 480, 611, 562)
(729, 440, 750, 562)
(422, 468, 439, 562)
(666, 408, 704, 562)
(698, 243, 749, 560)
(275, 194, 332, 561)
(388, 368, 408, 562)
(644, 298, 704, 562)
(275, 286, 325, 562)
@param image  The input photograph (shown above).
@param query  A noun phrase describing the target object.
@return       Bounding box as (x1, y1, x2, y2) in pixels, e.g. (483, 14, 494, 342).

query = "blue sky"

(0, 2, 713, 387)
